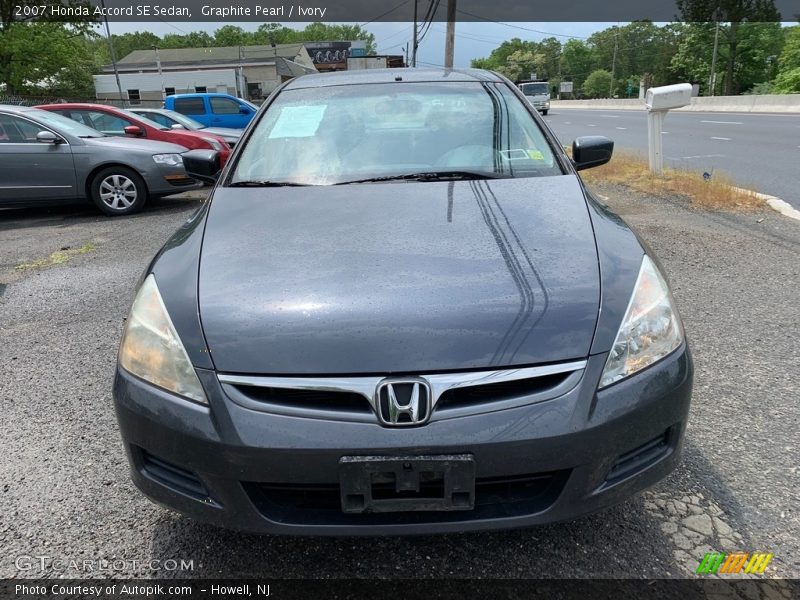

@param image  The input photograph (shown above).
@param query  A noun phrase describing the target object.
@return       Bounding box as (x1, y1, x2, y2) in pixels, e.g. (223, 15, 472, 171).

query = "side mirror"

(239, 106, 251, 114)
(123, 125, 144, 137)
(171, 123, 186, 130)
(181, 149, 220, 184)
(36, 130, 61, 144)
(572, 136, 614, 171)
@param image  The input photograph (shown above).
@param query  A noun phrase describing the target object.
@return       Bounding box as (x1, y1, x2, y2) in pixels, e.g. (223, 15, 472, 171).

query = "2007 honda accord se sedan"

(113, 68, 693, 535)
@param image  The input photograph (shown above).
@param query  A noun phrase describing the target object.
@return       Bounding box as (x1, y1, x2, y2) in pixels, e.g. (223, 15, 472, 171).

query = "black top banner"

(10, 0, 800, 23)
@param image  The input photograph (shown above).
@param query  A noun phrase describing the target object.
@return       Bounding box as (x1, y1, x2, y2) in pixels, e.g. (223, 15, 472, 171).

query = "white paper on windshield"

(269, 105, 327, 138)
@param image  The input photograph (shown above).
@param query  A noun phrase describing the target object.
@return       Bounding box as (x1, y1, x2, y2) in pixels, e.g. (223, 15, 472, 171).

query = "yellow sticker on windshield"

(527, 150, 545, 160)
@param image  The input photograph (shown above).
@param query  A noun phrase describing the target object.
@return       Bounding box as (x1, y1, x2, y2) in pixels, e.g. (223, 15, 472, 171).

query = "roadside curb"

(732, 187, 800, 223)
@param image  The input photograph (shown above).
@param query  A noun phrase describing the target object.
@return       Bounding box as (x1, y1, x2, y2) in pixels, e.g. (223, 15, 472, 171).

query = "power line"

(361, 0, 412, 26)
(454, 10, 588, 40)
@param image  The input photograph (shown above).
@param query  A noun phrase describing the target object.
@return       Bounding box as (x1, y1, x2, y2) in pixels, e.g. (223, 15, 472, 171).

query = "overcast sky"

(102, 21, 613, 67)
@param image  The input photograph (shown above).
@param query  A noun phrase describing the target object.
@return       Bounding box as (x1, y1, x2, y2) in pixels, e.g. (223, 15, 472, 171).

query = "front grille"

(436, 371, 571, 411)
(231, 385, 372, 414)
(242, 470, 570, 525)
(218, 360, 586, 423)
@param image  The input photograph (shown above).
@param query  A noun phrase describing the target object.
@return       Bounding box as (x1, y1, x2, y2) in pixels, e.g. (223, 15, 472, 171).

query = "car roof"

(0, 104, 48, 115)
(35, 103, 123, 112)
(169, 93, 236, 98)
(283, 67, 505, 91)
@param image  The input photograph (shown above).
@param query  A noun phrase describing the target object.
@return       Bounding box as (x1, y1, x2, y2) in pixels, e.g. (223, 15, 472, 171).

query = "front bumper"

(113, 346, 692, 535)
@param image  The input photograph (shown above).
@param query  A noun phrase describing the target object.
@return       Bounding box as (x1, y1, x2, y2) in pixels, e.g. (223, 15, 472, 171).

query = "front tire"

(541, 110, 549, 116)
(90, 167, 147, 216)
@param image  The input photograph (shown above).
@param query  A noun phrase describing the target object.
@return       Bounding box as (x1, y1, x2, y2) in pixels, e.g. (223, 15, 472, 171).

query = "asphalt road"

(0, 192, 798, 587)
(543, 109, 800, 209)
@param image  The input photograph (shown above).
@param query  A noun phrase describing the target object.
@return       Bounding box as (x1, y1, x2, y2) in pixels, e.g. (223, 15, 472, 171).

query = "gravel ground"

(0, 188, 797, 586)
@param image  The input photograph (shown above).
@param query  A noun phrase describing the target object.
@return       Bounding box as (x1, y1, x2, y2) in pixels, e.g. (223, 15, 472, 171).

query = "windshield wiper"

(228, 180, 309, 187)
(336, 170, 510, 185)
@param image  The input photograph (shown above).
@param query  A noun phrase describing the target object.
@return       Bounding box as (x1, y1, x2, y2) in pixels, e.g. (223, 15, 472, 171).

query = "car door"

(209, 97, 249, 129)
(0, 113, 76, 203)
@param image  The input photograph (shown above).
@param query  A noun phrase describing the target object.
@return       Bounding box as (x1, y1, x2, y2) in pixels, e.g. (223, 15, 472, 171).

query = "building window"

(164, 87, 175, 96)
(127, 89, 141, 105)
(194, 86, 207, 93)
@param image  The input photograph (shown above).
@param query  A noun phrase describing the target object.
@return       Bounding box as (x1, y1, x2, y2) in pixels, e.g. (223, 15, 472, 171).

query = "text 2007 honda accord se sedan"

(113, 68, 693, 535)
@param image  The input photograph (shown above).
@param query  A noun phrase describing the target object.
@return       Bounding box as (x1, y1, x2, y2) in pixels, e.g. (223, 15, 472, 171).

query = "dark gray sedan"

(0, 105, 210, 215)
(113, 69, 693, 534)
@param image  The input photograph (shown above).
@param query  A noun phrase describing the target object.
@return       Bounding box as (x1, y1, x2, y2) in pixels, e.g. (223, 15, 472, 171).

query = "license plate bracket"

(339, 454, 475, 513)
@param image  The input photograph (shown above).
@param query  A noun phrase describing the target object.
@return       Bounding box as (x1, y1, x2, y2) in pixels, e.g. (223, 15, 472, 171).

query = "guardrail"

(550, 95, 800, 114)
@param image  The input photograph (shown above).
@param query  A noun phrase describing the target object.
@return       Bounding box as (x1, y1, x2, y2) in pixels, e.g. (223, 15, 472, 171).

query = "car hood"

(198, 176, 600, 375)
(85, 136, 187, 154)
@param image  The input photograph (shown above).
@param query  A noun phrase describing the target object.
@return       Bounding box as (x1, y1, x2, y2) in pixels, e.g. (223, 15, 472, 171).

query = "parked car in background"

(128, 108, 241, 148)
(113, 68, 693, 534)
(35, 103, 231, 168)
(164, 93, 257, 129)
(0, 105, 217, 215)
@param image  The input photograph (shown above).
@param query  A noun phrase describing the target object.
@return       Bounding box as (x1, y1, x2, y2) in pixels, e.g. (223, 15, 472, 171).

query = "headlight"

(152, 153, 183, 166)
(201, 136, 223, 151)
(599, 255, 684, 389)
(118, 274, 207, 404)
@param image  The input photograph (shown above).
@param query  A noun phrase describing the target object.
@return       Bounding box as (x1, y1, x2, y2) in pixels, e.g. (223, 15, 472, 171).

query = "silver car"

(129, 108, 242, 148)
(0, 105, 209, 216)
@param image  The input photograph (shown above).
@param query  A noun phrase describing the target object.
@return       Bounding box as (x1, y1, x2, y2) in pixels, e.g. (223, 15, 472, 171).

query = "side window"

(174, 98, 206, 115)
(82, 111, 131, 135)
(210, 97, 240, 114)
(145, 113, 171, 127)
(0, 114, 48, 143)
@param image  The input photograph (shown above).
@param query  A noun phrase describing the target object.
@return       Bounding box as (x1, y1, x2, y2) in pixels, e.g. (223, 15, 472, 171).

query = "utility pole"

(709, 19, 721, 96)
(610, 28, 618, 98)
(153, 46, 165, 100)
(444, 0, 456, 69)
(411, 0, 418, 67)
(99, 0, 124, 106)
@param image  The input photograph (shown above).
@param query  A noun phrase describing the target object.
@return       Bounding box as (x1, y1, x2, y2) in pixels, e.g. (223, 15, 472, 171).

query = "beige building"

(96, 44, 317, 104)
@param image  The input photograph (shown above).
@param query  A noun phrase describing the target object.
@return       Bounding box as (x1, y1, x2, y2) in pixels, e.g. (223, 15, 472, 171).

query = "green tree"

(772, 67, 800, 92)
(0, 1, 97, 95)
(213, 25, 252, 47)
(583, 69, 613, 97)
(560, 39, 594, 92)
(677, 0, 781, 94)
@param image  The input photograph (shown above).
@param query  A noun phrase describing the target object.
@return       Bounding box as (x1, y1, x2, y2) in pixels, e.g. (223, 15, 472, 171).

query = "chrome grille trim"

(218, 360, 587, 422)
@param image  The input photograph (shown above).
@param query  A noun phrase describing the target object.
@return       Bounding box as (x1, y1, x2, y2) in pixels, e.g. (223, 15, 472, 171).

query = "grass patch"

(578, 151, 764, 211)
(15, 242, 97, 272)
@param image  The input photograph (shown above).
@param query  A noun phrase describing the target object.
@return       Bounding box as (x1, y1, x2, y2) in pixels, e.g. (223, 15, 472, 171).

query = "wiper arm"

(228, 180, 308, 187)
(336, 170, 510, 185)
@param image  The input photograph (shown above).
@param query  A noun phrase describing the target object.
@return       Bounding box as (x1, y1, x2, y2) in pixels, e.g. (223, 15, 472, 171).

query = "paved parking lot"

(0, 189, 797, 583)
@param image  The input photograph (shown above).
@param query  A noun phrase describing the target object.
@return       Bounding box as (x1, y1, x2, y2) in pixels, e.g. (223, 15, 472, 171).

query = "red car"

(36, 103, 231, 167)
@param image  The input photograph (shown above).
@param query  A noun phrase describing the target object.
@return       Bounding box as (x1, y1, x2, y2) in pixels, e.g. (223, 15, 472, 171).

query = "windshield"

(164, 110, 206, 130)
(22, 108, 105, 138)
(520, 83, 549, 96)
(121, 110, 170, 131)
(231, 81, 560, 186)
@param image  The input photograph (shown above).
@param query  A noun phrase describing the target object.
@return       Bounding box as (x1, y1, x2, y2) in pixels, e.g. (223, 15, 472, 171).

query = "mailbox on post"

(645, 83, 692, 173)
